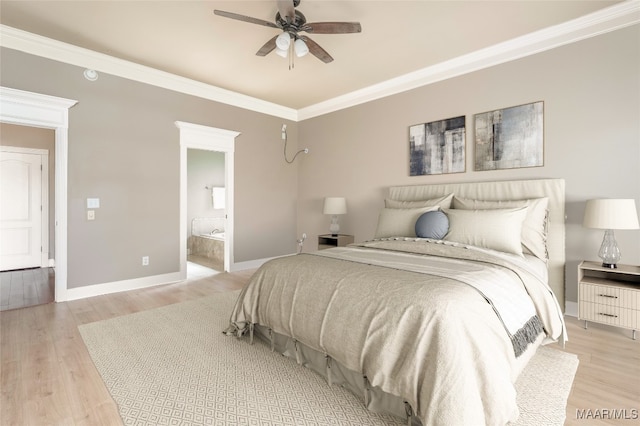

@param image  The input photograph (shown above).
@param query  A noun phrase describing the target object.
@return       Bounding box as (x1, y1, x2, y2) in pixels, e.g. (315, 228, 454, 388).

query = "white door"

(0, 151, 43, 271)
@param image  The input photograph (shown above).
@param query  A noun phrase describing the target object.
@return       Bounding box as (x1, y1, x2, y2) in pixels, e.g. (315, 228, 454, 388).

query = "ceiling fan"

(213, 0, 362, 64)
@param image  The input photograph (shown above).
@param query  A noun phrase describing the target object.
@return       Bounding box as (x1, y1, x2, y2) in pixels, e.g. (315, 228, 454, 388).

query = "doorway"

(176, 121, 240, 280)
(0, 146, 49, 271)
(0, 142, 55, 311)
(187, 148, 226, 276)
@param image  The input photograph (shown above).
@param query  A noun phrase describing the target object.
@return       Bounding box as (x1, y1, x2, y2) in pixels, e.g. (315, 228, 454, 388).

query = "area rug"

(79, 291, 578, 426)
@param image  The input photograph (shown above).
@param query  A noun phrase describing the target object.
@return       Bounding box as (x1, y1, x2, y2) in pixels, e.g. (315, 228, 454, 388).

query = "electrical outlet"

(142, 256, 149, 266)
(87, 210, 95, 220)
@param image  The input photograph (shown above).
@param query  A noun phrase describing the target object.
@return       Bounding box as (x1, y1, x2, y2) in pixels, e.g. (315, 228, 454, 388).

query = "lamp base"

(329, 215, 340, 236)
(598, 229, 621, 270)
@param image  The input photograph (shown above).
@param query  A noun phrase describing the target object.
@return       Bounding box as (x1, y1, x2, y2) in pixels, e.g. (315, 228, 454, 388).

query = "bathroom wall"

(187, 148, 225, 239)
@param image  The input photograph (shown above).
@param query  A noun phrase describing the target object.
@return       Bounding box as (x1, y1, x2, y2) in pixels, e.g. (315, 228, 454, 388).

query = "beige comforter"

(226, 240, 566, 425)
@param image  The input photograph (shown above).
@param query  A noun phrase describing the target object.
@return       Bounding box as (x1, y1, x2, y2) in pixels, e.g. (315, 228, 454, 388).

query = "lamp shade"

(323, 197, 347, 215)
(294, 38, 309, 57)
(583, 199, 640, 230)
(276, 32, 291, 50)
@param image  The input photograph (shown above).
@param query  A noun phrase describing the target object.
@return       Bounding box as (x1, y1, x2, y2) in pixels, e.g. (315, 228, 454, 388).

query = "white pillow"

(452, 197, 549, 260)
(374, 206, 440, 238)
(443, 207, 528, 256)
(385, 193, 454, 210)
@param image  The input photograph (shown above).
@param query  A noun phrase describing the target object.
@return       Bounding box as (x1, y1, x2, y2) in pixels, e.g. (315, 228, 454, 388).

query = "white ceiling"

(0, 1, 628, 111)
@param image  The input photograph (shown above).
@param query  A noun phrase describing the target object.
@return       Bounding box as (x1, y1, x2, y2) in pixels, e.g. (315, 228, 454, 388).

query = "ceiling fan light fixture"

(214, 1, 360, 65)
(294, 38, 309, 57)
(276, 32, 291, 50)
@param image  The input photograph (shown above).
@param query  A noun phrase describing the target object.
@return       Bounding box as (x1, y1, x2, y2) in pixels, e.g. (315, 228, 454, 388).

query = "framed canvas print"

(474, 101, 544, 171)
(409, 115, 465, 176)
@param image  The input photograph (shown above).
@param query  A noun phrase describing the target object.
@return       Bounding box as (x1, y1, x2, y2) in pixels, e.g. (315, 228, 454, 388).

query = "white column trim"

(0, 86, 77, 302)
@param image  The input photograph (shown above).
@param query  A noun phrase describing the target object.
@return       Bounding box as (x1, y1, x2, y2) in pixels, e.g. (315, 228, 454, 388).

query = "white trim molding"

(66, 271, 182, 301)
(565, 301, 579, 318)
(0, 86, 77, 302)
(1, 1, 638, 121)
(231, 254, 295, 272)
(231, 256, 278, 272)
(176, 121, 240, 279)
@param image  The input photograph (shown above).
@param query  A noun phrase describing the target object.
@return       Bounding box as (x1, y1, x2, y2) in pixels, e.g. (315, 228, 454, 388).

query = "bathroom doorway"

(187, 149, 225, 275)
(176, 121, 239, 281)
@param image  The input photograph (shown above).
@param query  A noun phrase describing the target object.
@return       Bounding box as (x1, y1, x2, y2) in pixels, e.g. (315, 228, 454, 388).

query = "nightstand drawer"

(579, 302, 638, 329)
(579, 282, 640, 309)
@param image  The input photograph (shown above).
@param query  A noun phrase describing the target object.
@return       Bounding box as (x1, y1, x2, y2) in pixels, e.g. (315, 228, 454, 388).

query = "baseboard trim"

(564, 301, 578, 318)
(65, 271, 183, 301)
(231, 255, 290, 272)
(64, 253, 294, 301)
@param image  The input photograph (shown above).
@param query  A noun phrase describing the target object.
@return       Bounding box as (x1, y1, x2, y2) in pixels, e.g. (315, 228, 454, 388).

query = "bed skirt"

(250, 324, 419, 425)
(245, 324, 542, 425)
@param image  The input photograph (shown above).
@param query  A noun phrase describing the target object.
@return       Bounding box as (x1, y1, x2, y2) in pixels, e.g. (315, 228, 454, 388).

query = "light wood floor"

(1, 265, 638, 425)
(0, 267, 55, 312)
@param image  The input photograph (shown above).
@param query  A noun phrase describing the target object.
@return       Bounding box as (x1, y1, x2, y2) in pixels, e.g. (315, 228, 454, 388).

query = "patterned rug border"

(79, 291, 578, 426)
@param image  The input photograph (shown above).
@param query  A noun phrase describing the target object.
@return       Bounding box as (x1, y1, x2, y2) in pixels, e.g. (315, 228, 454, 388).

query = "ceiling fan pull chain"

(289, 42, 294, 70)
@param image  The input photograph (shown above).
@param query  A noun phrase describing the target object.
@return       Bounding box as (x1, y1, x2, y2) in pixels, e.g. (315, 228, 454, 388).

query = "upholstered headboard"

(388, 178, 566, 311)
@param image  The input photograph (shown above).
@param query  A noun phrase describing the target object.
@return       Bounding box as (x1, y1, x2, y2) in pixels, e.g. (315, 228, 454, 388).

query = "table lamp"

(323, 197, 347, 236)
(583, 198, 639, 268)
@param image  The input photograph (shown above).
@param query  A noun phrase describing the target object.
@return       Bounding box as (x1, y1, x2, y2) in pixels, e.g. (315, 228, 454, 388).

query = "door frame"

(0, 146, 49, 268)
(176, 121, 240, 278)
(0, 86, 77, 302)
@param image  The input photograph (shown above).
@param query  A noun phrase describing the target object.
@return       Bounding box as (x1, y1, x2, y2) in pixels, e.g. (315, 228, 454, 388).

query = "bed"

(225, 178, 567, 425)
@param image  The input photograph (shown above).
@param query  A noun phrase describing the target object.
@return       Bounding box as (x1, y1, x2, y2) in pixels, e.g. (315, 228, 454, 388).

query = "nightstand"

(318, 234, 354, 250)
(578, 260, 640, 339)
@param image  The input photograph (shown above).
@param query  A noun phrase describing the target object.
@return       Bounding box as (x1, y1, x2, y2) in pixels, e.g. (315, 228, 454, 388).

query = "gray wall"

(297, 25, 640, 305)
(1, 47, 301, 289)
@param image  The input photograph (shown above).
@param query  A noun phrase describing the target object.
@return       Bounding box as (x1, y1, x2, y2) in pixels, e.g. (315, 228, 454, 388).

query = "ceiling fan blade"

(303, 22, 362, 34)
(256, 35, 278, 56)
(277, 0, 296, 23)
(302, 36, 333, 63)
(213, 10, 279, 29)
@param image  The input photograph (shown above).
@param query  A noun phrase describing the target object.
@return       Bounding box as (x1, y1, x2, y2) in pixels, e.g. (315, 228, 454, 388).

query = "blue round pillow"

(415, 210, 449, 239)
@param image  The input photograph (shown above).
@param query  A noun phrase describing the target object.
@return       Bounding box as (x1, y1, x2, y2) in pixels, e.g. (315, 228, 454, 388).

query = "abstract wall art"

(474, 101, 544, 171)
(409, 116, 466, 176)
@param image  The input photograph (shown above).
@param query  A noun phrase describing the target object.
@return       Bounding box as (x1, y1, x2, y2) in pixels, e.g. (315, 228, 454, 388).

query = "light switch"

(87, 210, 95, 221)
(87, 198, 100, 209)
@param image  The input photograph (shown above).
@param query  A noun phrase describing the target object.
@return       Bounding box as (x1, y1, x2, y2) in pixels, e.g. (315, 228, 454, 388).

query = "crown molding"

(1, 1, 638, 122)
(0, 25, 298, 121)
(298, 0, 640, 120)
